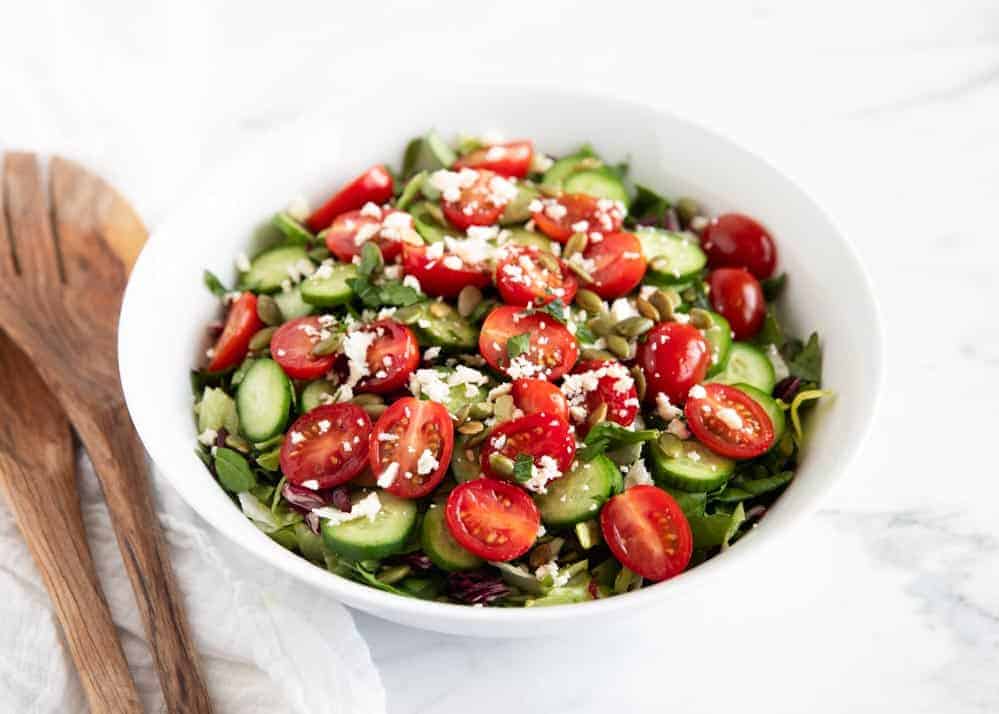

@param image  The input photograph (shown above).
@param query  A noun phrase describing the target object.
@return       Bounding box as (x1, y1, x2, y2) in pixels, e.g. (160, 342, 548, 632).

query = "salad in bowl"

(191, 131, 829, 608)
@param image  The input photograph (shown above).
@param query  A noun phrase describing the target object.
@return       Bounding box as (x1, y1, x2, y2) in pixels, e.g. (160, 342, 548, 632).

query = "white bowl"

(119, 85, 882, 638)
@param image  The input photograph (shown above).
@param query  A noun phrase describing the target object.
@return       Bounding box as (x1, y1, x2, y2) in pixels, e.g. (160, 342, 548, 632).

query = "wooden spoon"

(0, 330, 142, 712)
(0, 153, 213, 713)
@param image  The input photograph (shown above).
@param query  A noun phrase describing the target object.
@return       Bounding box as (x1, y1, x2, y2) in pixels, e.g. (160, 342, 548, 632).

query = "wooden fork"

(0, 153, 212, 713)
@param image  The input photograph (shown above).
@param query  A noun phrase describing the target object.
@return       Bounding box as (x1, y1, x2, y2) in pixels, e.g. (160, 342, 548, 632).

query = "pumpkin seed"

(537, 184, 561, 198)
(682, 287, 699, 302)
(308, 246, 331, 262)
(488, 453, 515, 477)
(256, 295, 283, 326)
(630, 366, 647, 400)
(649, 256, 671, 273)
(455, 404, 472, 423)
(429, 301, 451, 318)
(458, 420, 485, 435)
(378, 565, 411, 585)
(563, 232, 588, 260)
(424, 202, 446, 225)
(493, 394, 515, 422)
(658, 433, 684, 458)
(466, 425, 493, 448)
(457, 285, 483, 317)
(689, 308, 714, 329)
(586, 402, 609, 433)
(574, 289, 604, 314)
(614, 316, 654, 338)
(606, 334, 633, 360)
(650, 289, 680, 320)
(675, 197, 701, 227)
(580, 348, 615, 362)
(248, 327, 277, 351)
(536, 252, 561, 274)
(351, 393, 384, 406)
(469, 401, 494, 420)
(361, 403, 387, 419)
(528, 537, 565, 570)
(635, 296, 660, 322)
(587, 313, 616, 337)
(224, 434, 251, 453)
(311, 333, 342, 356)
(565, 260, 594, 284)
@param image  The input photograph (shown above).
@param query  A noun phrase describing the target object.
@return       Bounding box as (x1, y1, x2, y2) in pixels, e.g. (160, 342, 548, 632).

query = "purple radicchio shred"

(330, 486, 353, 513)
(663, 208, 681, 231)
(635, 215, 662, 227)
(206, 320, 225, 337)
(446, 570, 510, 605)
(304, 511, 321, 535)
(281, 482, 330, 513)
(395, 552, 434, 573)
(772, 376, 802, 402)
(214, 427, 229, 449)
(745, 505, 767, 524)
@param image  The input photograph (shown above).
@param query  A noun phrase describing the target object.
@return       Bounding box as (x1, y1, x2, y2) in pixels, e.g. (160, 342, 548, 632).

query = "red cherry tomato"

(582, 232, 646, 299)
(280, 403, 372, 489)
(701, 213, 777, 279)
(511, 379, 570, 422)
(494, 245, 578, 307)
(684, 383, 775, 459)
(440, 169, 513, 230)
(355, 320, 420, 394)
(270, 316, 337, 380)
(707, 268, 765, 340)
(569, 360, 639, 433)
(531, 194, 624, 243)
(369, 397, 453, 499)
(322, 207, 410, 263)
(207, 292, 264, 372)
(454, 140, 533, 178)
(600, 485, 693, 582)
(479, 412, 576, 481)
(445, 478, 540, 561)
(636, 322, 710, 406)
(402, 243, 491, 298)
(479, 305, 579, 381)
(306, 165, 394, 232)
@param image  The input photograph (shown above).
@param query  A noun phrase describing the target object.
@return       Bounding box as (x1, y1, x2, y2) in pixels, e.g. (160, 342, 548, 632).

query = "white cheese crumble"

(342, 329, 377, 388)
(302, 479, 320, 491)
(716, 406, 744, 430)
(655, 393, 682, 421)
(688, 384, 708, 400)
(423, 346, 441, 361)
(523, 455, 562, 494)
(417, 449, 439, 475)
(235, 253, 251, 272)
(377, 462, 399, 488)
(766, 343, 790, 382)
(534, 561, 571, 588)
(429, 168, 479, 202)
(313, 491, 382, 525)
(197, 429, 217, 446)
(623, 459, 654, 489)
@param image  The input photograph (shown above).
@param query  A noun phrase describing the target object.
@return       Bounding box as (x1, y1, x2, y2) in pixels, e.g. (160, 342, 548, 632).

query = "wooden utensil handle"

(71, 403, 213, 714)
(0, 454, 142, 713)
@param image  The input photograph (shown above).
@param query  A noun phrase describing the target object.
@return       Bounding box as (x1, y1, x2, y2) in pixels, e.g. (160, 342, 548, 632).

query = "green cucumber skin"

(502, 228, 555, 254)
(450, 436, 481, 483)
(636, 228, 708, 284)
(321, 491, 418, 561)
(300, 263, 357, 307)
(421, 506, 483, 571)
(709, 342, 776, 393)
(501, 184, 541, 225)
(396, 302, 477, 350)
(733, 383, 787, 445)
(541, 154, 593, 190)
(648, 441, 735, 492)
(236, 359, 293, 442)
(563, 168, 629, 203)
(704, 311, 733, 377)
(299, 380, 336, 414)
(273, 285, 315, 320)
(534, 455, 616, 527)
(242, 246, 311, 293)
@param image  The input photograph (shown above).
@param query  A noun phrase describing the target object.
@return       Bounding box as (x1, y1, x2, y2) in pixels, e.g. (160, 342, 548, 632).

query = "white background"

(3, 0, 999, 712)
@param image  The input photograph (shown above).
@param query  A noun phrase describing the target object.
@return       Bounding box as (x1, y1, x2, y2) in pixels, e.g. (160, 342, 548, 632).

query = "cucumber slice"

(236, 358, 293, 442)
(648, 440, 735, 492)
(563, 168, 629, 203)
(197, 386, 239, 435)
(541, 154, 601, 191)
(321, 490, 417, 561)
(709, 342, 776, 393)
(272, 284, 314, 320)
(242, 246, 311, 293)
(534, 455, 616, 527)
(702, 311, 733, 376)
(501, 228, 555, 253)
(300, 262, 357, 307)
(637, 229, 707, 284)
(427, 366, 490, 415)
(501, 184, 541, 224)
(450, 436, 481, 483)
(300, 380, 336, 414)
(409, 202, 454, 244)
(272, 212, 315, 245)
(733, 383, 787, 445)
(394, 301, 477, 350)
(421, 505, 483, 571)
(425, 130, 457, 169)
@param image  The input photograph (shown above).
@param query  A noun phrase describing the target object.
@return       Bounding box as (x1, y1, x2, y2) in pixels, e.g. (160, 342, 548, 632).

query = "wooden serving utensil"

(0, 330, 142, 713)
(0, 153, 213, 713)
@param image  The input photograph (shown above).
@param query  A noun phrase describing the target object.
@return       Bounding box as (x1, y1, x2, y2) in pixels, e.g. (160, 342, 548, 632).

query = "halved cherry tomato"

(322, 207, 411, 263)
(707, 268, 766, 341)
(454, 140, 534, 178)
(531, 194, 624, 243)
(582, 231, 646, 299)
(402, 243, 491, 298)
(511, 378, 570, 422)
(569, 360, 639, 433)
(280, 403, 372, 489)
(445, 478, 540, 561)
(636, 322, 710, 406)
(306, 165, 394, 233)
(600, 485, 693, 582)
(701, 213, 777, 279)
(684, 383, 774, 459)
(479, 305, 579, 381)
(207, 292, 264, 372)
(369, 397, 453, 499)
(271, 316, 337, 380)
(440, 169, 513, 230)
(479, 412, 576, 481)
(494, 245, 578, 307)
(355, 320, 420, 394)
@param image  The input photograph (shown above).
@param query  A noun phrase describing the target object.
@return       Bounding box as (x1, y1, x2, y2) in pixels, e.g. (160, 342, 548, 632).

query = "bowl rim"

(119, 82, 884, 629)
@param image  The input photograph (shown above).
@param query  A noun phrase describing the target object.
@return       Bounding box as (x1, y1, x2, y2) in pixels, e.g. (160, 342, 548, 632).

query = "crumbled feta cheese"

(655, 392, 682, 421)
(506, 355, 542, 379)
(624, 459, 654, 489)
(235, 253, 251, 272)
(313, 491, 382, 525)
(409, 368, 451, 403)
(423, 346, 441, 361)
(535, 560, 570, 588)
(342, 329, 377, 388)
(487, 175, 517, 205)
(417, 449, 439, 475)
(302, 479, 320, 491)
(688, 384, 707, 400)
(377, 462, 399, 488)
(667, 418, 690, 440)
(360, 201, 383, 218)
(197, 429, 217, 446)
(610, 298, 639, 322)
(289, 431, 305, 445)
(522, 455, 562, 494)
(716, 406, 744, 430)
(429, 168, 479, 202)
(443, 233, 496, 266)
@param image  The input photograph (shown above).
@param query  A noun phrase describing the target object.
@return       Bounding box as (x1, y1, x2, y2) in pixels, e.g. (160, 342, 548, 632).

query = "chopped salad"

(193, 132, 829, 606)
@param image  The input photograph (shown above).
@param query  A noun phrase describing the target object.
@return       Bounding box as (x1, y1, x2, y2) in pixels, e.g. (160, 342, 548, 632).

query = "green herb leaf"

(665, 488, 707, 518)
(506, 332, 531, 361)
(348, 277, 424, 308)
(761, 273, 787, 301)
(214, 447, 257, 493)
(513, 454, 534, 483)
(754, 308, 785, 349)
(358, 241, 383, 278)
(787, 332, 822, 383)
(712, 471, 794, 504)
(578, 422, 658, 462)
(574, 322, 597, 345)
(687, 503, 745, 549)
(540, 299, 567, 324)
(203, 270, 228, 298)
(630, 184, 670, 225)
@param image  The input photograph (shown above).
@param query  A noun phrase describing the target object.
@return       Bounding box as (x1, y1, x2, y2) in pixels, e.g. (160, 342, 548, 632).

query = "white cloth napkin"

(0, 453, 386, 713)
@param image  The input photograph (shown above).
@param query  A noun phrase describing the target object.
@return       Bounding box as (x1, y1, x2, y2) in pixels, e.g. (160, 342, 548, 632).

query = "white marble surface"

(3, 0, 999, 711)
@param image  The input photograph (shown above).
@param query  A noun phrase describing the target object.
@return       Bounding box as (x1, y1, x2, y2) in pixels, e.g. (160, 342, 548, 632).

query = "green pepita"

(574, 289, 605, 314)
(580, 348, 616, 362)
(635, 296, 660, 322)
(630, 366, 647, 400)
(248, 327, 277, 352)
(469, 401, 494, 420)
(689, 308, 714, 329)
(606, 334, 633, 360)
(457, 285, 483, 317)
(429, 301, 451, 318)
(458, 420, 485, 435)
(488, 452, 515, 477)
(563, 232, 588, 260)
(311, 333, 342, 357)
(465, 425, 494, 448)
(566, 260, 594, 284)
(587, 313, 616, 337)
(675, 197, 701, 227)
(493, 394, 515, 422)
(378, 564, 411, 585)
(649, 256, 671, 273)
(528, 537, 565, 570)
(351, 393, 385, 406)
(536, 252, 561, 274)
(361, 402, 387, 419)
(614, 316, 654, 338)
(256, 295, 283, 326)
(586, 402, 609, 433)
